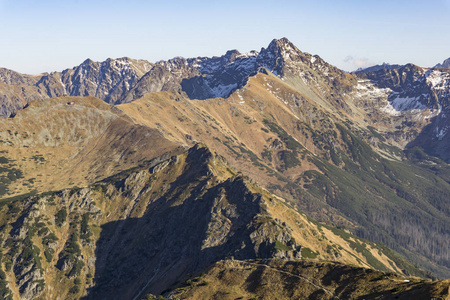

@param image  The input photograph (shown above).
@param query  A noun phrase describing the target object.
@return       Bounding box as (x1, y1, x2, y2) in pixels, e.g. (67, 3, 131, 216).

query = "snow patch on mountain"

(236, 51, 258, 59)
(208, 83, 238, 99)
(388, 94, 427, 111)
(425, 69, 450, 90)
(355, 81, 391, 98)
(354, 80, 431, 116)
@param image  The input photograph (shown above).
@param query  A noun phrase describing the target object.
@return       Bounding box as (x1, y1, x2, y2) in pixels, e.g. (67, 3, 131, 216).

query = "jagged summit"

(223, 49, 241, 59)
(80, 58, 95, 65)
(0, 38, 331, 116)
(265, 37, 299, 51)
(434, 57, 450, 69)
(0, 67, 41, 85)
(272, 37, 299, 52)
(257, 37, 302, 75)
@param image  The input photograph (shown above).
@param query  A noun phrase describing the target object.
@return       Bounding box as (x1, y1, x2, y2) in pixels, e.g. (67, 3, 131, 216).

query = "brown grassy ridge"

(0, 96, 181, 199)
(167, 259, 450, 300)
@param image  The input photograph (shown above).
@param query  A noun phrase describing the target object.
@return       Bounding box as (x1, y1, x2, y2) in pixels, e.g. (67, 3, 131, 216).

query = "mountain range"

(0, 38, 449, 299)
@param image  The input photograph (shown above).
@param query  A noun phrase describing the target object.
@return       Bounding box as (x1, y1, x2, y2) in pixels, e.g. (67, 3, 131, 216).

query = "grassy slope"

(167, 259, 450, 300)
(118, 74, 450, 278)
(0, 96, 182, 199)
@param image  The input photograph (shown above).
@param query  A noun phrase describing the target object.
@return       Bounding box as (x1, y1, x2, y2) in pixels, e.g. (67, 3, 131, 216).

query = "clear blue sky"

(0, 0, 449, 74)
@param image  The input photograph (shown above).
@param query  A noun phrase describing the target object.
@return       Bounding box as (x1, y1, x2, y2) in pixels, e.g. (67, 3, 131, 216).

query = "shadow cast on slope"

(180, 64, 261, 100)
(83, 154, 272, 299)
(405, 114, 450, 164)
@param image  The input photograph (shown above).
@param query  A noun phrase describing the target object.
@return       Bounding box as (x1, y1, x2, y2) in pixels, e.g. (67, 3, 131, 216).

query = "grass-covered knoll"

(167, 259, 449, 300)
(301, 247, 318, 259)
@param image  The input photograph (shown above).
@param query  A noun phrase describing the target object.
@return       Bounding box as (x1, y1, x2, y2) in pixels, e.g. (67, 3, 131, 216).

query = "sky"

(0, 0, 449, 74)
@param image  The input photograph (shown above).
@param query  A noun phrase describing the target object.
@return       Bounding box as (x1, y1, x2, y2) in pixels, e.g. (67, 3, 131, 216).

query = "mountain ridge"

(0, 144, 439, 299)
(1, 52, 449, 277)
(0, 38, 449, 288)
(3, 38, 448, 158)
(434, 57, 450, 69)
(0, 38, 339, 116)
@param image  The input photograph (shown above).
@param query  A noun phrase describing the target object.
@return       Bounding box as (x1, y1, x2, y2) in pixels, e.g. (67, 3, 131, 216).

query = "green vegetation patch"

(302, 247, 319, 259)
(277, 150, 301, 169)
(263, 119, 303, 151)
(367, 126, 386, 142)
(275, 240, 291, 252)
(57, 233, 84, 278)
(80, 213, 92, 243)
(0, 257, 13, 300)
(55, 207, 67, 227)
(299, 122, 450, 277)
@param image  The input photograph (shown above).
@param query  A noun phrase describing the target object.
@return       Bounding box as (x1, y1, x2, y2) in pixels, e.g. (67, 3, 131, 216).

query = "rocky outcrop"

(0, 68, 40, 86)
(434, 57, 450, 69)
(88, 145, 304, 299)
(0, 57, 153, 116)
(0, 145, 300, 299)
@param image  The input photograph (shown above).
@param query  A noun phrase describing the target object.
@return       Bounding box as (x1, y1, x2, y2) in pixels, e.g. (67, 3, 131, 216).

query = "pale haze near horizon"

(0, 0, 449, 75)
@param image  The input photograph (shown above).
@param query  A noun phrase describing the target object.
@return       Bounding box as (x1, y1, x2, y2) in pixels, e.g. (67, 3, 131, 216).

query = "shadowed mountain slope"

(0, 145, 439, 299)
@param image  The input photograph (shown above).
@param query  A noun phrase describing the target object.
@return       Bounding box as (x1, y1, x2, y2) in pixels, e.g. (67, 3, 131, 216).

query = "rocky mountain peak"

(104, 56, 126, 64)
(266, 37, 298, 52)
(177, 38, 311, 100)
(101, 57, 134, 73)
(80, 58, 95, 67)
(156, 56, 189, 71)
(187, 143, 215, 164)
(224, 49, 241, 60)
(257, 37, 305, 76)
(260, 37, 301, 60)
(0, 67, 39, 85)
(434, 57, 450, 69)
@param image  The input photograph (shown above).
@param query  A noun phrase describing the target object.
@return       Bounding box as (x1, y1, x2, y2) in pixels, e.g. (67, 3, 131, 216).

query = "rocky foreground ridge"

(0, 145, 445, 299)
